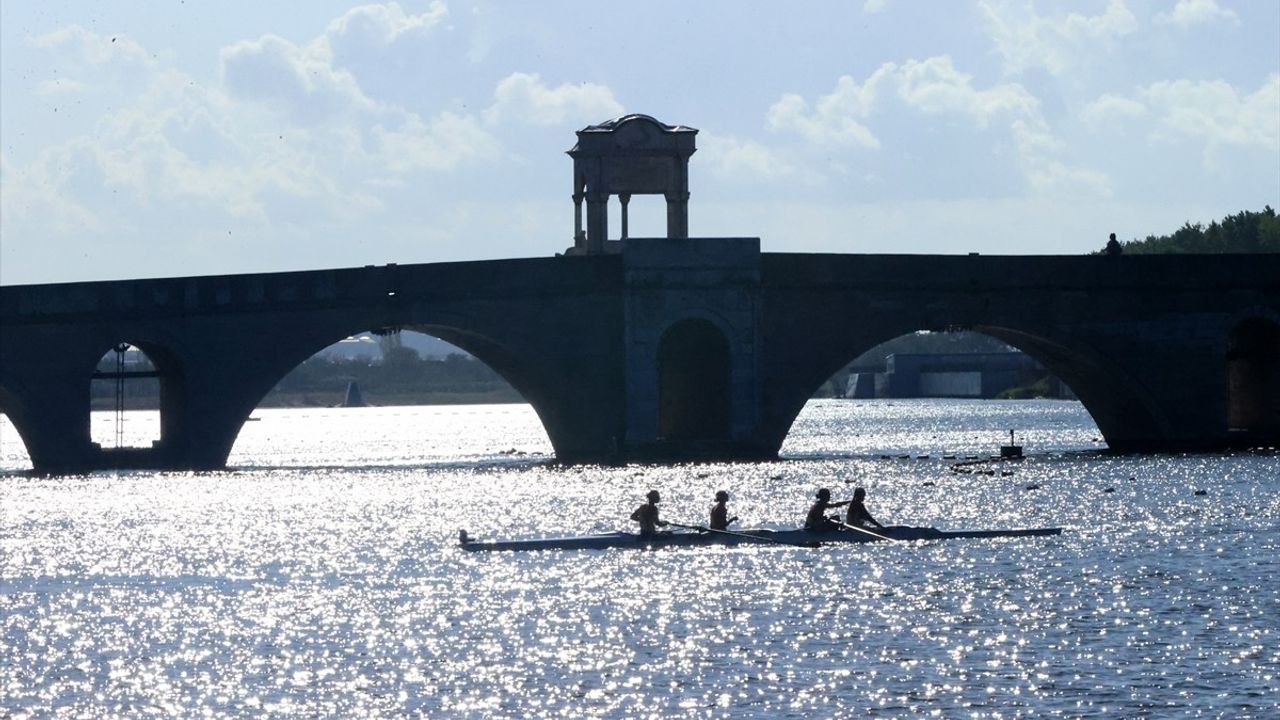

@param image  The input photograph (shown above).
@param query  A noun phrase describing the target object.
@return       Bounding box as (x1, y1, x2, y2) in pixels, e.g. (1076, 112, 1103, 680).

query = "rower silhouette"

(631, 490, 670, 537)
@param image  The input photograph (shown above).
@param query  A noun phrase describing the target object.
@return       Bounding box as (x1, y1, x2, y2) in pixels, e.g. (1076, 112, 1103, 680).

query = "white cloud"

(375, 111, 500, 171)
(217, 14, 503, 176)
(36, 78, 89, 95)
(1078, 75, 1277, 173)
(31, 25, 154, 68)
(1143, 75, 1280, 156)
(766, 69, 891, 149)
(698, 132, 807, 183)
(1155, 0, 1240, 29)
(26, 25, 157, 98)
(7, 19, 505, 246)
(895, 57, 1115, 197)
(1023, 158, 1113, 198)
(220, 34, 379, 124)
(895, 56, 1039, 126)
(767, 57, 1038, 145)
(326, 1, 450, 47)
(1082, 93, 1149, 128)
(483, 72, 624, 126)
(767, 55, 1111, 199)
(979, 0, 1137, 76)
(0, 146, 105, 233)
(862, 0, 888, 14)
(1010, 118, 1113, 198)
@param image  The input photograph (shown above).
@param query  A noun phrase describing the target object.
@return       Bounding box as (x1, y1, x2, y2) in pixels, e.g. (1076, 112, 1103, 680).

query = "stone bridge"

(2, 240, 1277, 474)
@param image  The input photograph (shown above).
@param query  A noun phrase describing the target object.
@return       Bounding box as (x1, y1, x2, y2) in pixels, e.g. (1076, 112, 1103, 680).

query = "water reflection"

(2, 401, 1277, 717)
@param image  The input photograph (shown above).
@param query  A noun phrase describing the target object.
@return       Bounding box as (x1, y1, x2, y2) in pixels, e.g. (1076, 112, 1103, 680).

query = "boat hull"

(458, 526, 1062, 552)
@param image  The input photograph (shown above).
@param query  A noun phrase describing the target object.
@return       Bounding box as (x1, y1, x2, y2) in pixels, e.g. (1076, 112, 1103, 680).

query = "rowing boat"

(457, 525, 1062, 552)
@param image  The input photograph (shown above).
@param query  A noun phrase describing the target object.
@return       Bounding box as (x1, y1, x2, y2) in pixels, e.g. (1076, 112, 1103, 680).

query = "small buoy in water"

(1025, 483, 1040, 491)
(1194, 489, 1207, 496)
(1103, 487, 1116, 493)
(1001, 471, 1013, 477)
(1000, 429, 1023, 458)
(923, 481, 935, 486)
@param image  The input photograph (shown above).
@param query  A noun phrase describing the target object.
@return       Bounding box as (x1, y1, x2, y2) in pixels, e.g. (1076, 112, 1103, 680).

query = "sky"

(1, 0, 1277, 285)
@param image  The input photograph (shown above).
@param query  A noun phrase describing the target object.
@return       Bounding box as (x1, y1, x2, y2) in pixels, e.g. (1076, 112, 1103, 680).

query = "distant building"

(318, 335, 382, 361)
(315, 332, 469, 361)
(846, 352, 1065, 399)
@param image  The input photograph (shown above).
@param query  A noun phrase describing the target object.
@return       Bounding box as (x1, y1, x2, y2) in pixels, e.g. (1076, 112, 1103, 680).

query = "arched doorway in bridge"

(90, 343, 164, 449)
(1227, 318, 1280, 436)
(657, 319, 731, 442)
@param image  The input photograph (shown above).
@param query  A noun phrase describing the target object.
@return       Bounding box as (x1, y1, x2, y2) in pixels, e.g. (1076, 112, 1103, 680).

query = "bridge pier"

(614, 237, 769, 462)
(0, 372, 98, 473)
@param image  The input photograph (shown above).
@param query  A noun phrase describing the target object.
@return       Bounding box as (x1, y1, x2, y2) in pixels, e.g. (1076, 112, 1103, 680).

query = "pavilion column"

(573, 192, 585, 251)
(666, 153, 691, 238)
(585, 193, 608, 254)
(620, 193, 631, 240)
(666, 190, 690, 239)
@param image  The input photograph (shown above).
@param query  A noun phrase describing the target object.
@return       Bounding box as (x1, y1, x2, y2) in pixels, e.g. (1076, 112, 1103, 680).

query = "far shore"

(90, 388, 526, 411)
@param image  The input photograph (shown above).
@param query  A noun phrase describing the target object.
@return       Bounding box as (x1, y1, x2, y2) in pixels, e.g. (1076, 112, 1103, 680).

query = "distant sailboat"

(342, 381, 366, 408)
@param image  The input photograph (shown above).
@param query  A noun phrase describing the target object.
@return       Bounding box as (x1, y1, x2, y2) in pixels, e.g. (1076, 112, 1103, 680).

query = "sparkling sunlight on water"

(2, 400, 1277, 718)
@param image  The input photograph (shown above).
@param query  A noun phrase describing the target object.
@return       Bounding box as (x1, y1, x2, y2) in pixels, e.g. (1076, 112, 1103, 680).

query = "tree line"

(1103, 206, 1279, 255)
(264, 345, 521, 406)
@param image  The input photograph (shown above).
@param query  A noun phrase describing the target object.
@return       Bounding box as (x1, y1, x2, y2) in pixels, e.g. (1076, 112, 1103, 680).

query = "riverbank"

(89, 387, 525, 411)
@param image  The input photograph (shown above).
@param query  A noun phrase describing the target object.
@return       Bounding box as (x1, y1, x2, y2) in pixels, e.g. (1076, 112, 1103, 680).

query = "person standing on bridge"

(804, 488, 849, 532)
(845, 487, 887, 531)
(709, 490, 738, 531)
(631, 490, 670, 537)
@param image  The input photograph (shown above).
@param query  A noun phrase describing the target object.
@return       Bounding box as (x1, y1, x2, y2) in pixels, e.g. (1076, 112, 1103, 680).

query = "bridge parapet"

(1, 256, 623, 324)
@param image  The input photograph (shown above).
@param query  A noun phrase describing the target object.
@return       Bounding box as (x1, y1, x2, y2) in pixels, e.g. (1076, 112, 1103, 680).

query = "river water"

(1, 400, 1277, 718)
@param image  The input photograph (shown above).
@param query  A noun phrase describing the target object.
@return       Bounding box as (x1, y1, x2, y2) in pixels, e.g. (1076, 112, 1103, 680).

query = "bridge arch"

(228, 321, 555, 464)
(656, 318, 731, 442)
(1227, 316, 1280, 438)
(973, 325, 1170, 449)
(770, 320, 1170, 454)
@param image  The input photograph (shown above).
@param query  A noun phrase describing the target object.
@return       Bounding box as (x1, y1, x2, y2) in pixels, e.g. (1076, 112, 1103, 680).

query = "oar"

(667, 521, 819, 548)
(836, 520, 898, 542)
